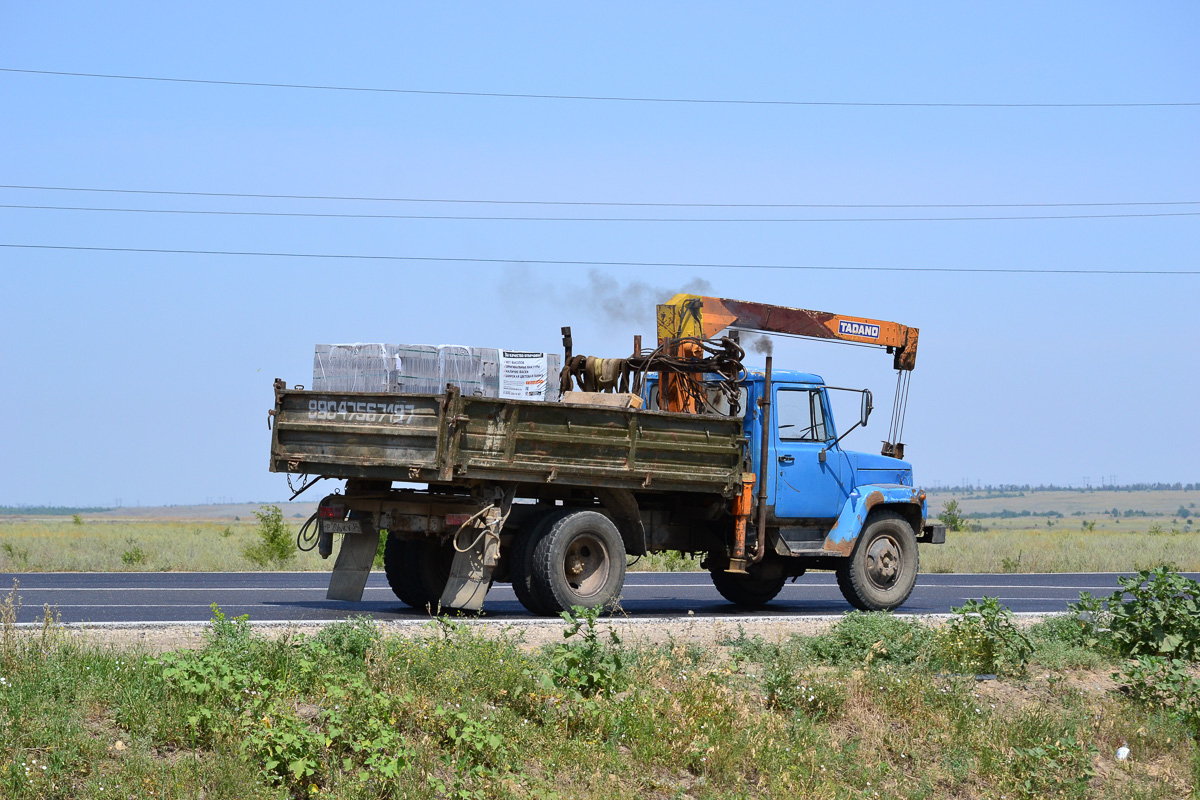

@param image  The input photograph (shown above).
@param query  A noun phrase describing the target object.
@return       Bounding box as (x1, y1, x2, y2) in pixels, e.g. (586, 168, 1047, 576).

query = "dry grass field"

(919, 487, 1200, 573)
(1, 488, 1197, 573)
(0, 518, 331, 573)
(919, 529, 1200, 573)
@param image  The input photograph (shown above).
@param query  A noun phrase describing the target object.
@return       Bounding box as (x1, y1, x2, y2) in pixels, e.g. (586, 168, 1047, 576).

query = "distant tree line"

(971, 509, 1066, 519)
(931, 483, 1199, 493)
(0, 505, 113, 515)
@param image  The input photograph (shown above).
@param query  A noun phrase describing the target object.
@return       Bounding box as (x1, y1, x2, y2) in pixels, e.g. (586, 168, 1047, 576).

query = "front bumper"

(919, 523, 946, 544)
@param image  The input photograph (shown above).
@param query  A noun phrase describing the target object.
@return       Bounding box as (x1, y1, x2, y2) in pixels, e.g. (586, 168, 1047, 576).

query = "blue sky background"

(1, 3, 1197, 506)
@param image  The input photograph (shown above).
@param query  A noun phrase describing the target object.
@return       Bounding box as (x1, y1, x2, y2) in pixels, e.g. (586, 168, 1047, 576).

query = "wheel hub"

(562, 535, 609, 597)
(865, 534, 901, 589)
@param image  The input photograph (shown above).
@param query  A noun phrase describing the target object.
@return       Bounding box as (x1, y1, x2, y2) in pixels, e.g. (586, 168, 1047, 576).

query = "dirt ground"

(51, 612, 1014, 654)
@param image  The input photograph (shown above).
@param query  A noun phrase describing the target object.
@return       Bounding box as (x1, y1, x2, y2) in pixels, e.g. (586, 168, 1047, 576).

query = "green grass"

(1, 599, 1196, 799)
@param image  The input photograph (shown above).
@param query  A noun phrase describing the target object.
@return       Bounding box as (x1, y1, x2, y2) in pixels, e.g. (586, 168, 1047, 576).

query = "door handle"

(778, 455, 795, 465)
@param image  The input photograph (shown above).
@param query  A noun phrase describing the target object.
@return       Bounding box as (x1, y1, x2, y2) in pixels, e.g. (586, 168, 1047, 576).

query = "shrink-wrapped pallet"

(394, 344, 440, 394)
(312, 344, 399, 393)
(312, 343, 560, 401)
(438, 345, 485, 397)
(473, 347, 500, 398)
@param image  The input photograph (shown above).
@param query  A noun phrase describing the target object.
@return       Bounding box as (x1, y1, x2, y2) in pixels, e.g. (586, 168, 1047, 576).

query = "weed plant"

(933, 596, 1034, 677)
(804, 611, 934, 667)
(244, 505, 297, 568)
(1066, 568, 1200, 740)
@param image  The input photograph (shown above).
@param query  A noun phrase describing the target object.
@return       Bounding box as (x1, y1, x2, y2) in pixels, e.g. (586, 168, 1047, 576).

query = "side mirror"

(860, 389, 873, 427)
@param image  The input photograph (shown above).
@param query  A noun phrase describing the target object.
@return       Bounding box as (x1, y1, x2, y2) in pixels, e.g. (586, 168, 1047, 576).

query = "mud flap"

(326, 530, 381, 602)
(439, 508, 501, 612)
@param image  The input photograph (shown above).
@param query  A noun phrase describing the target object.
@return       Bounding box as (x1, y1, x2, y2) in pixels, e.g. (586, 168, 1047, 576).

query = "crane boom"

(657, 294, 919, 370)
(656, 294, 918, 458)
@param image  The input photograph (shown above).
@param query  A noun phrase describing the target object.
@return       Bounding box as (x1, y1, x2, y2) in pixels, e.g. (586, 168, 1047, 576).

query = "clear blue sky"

(1, 3, 1197, 506)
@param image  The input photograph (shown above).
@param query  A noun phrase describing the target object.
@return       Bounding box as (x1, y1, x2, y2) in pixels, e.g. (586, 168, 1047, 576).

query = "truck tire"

(509, 509, 570, 616)
(710, 568, 787, 608)
(408, 539, 457, 611)
(530, 510, 626, 614)
(835, 510, 919, 611)
(384, 537, 454, 611)
(382, 533, 426, 609)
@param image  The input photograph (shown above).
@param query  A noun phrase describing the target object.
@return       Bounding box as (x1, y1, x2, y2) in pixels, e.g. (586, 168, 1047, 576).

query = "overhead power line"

(3, 183, 1198, 210)
(2, 243, 1195, 275)
(3, 67, 1197, 108)
(3, 203, 1198, 223)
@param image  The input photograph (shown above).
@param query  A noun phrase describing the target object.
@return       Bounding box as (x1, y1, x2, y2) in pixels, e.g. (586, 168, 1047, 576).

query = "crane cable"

(886, 370, 913, 452)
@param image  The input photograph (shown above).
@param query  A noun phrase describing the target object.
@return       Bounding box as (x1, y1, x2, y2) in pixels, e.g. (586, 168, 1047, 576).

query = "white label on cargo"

(499, 351, 549, 400)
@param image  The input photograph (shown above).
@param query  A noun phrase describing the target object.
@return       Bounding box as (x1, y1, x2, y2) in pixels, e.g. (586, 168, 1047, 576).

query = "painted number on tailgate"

(308, 399, 418, 424)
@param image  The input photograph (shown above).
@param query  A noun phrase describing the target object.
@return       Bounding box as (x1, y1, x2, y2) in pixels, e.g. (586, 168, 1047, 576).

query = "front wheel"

(836, 511, 919, 611)
(530, 510, 626, 614)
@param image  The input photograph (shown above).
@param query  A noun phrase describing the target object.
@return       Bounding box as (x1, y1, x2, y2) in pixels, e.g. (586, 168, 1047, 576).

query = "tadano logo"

(839, 320, 881, 339)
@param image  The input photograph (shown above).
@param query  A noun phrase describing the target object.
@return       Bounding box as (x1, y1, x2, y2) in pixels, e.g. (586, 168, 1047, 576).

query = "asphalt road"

(5, 570, 1191, 625)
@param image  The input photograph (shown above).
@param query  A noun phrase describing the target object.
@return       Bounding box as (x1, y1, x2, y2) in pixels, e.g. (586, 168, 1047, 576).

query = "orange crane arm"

(658, 294, 919, 371)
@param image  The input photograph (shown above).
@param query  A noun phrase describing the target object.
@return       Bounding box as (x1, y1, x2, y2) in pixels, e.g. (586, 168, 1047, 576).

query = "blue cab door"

(771, 387, 850, 519)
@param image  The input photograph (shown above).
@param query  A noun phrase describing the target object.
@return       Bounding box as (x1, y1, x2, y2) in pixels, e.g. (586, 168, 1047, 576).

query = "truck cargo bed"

(270, 383, 746, 496)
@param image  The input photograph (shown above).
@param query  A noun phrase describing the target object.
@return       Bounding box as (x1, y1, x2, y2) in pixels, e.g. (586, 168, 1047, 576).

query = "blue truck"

(269, 296, 943, 614)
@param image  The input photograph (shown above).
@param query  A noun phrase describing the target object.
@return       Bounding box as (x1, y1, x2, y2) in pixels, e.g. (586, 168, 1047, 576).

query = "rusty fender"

(821, 485, 927, 556)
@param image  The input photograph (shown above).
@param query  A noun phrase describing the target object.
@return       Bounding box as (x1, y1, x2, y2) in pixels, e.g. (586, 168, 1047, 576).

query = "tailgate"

(270, 386, 445, 477)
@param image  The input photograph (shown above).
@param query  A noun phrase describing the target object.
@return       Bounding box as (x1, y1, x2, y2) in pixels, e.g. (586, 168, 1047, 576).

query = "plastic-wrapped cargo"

(394, 344, 440, 394)
(444, 347, 561, 401)
(312, 343, 560, 401)
(474, 347, 500, 398)
(545, 354, 561, 401)
(438, 345, 485, 396)
(312, 344, 399, 393)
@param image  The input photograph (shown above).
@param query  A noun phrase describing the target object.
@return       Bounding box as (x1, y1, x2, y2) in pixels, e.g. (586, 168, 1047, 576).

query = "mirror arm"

(824, 419, 864, 456)
(820, 387, 872, 459)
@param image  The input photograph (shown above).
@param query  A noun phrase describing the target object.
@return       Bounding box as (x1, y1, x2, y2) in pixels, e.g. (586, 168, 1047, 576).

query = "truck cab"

(744, 369, 915, 521)
(648, 367, 939, 610)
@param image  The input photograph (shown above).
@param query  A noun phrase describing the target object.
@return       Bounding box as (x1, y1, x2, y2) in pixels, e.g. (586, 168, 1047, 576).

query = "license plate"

(322, 520, 363, 535)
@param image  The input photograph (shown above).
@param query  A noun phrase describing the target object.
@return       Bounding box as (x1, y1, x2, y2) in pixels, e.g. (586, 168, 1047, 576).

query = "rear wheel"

(384, 536, 454, 610)
(836, 510, 919, 611)
(710, 567, 787, 608)
(510, 509, 569, 616)
(383, 534, 423, 608)
(408, 539, 456, 610)
(531, 511, 626, 614)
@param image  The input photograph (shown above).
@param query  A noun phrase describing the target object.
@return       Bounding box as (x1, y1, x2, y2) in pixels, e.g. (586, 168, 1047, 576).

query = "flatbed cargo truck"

(269, 297, 944, 614)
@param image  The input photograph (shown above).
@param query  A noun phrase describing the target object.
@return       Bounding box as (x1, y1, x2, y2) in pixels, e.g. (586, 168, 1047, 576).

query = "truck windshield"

(776, 389, 828, 442)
